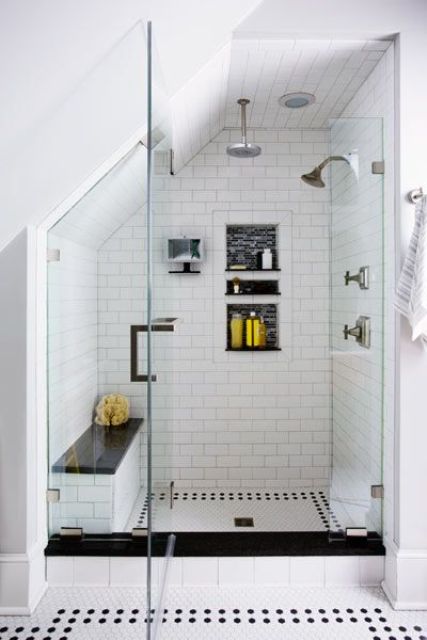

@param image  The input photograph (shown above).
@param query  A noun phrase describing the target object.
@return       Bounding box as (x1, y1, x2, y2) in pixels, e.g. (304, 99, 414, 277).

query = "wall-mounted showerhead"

(301, 153, 358, 188)
(226, 99, 262, 158)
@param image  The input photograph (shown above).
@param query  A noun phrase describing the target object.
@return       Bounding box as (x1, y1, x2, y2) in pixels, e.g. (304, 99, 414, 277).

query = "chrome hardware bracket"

(371, 160, 384, 175)
(169, 149, 175, 175)
(344, 266, 369, 289)
(46, 488, 60, 503)
(47, 248, 60, 262)
(343, 315, 371, 348)
(132, 527, 148, 538)
(371, 484, 384, 499)
(60, 527, 83, 539)
(346, 527, 368, 538)
(170, 480, 175, 510)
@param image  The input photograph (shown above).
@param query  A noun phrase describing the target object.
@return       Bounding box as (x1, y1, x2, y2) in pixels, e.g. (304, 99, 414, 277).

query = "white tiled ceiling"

(171, 43, 231, 173)
(50, 38, 392, 244)
(225, 38, 392, 129)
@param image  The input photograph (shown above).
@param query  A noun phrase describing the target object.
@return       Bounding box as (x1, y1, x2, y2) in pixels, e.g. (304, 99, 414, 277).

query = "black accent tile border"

(45, 531, 385, 557)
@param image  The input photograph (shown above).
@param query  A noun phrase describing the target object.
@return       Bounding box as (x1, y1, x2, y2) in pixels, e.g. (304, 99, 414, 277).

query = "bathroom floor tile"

(1, 585, 427, 640)
(126, 487, 342, 532)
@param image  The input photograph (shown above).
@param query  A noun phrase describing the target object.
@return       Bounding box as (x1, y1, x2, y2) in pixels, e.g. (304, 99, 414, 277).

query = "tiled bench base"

(47, 555, 384, 587)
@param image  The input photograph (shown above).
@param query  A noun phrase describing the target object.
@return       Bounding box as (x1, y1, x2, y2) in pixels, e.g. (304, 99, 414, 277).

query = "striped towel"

(395, 194, 427, 346)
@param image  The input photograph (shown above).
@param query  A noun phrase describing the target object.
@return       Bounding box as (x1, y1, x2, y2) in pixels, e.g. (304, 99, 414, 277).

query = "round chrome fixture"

(278, 92, 315, 109)
(226, 98, 262, 158)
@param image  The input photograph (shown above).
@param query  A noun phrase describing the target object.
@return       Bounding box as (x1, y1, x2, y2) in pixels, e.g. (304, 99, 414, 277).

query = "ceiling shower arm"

(238, 98, 249, 144)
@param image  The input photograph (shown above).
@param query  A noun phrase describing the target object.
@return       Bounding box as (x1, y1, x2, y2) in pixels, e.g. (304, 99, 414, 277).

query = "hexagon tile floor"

(1, 586, 427, 640)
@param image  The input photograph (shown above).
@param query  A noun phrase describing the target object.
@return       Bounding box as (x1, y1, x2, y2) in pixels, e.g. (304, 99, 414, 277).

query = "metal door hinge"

(371, 160, 384, 175)
(46, 488, 60, 503)
(346, 527, 368, 538)
(132, 527, 148, 539)
(170, 149, 175, 175)
(60, 527, 83, 539)
(371, 484, 384, 499)
(47, 248, 60, 262)
(170, 480, 175, 510)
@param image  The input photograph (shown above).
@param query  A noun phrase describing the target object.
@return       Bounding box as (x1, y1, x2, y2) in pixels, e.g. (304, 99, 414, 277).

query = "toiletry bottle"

(262, 248, 273, 270)
(230, 313, 243, 349)
(259, 316, 267, 348)
(232, 276, 240, 294)
(246, 311, 260, 348)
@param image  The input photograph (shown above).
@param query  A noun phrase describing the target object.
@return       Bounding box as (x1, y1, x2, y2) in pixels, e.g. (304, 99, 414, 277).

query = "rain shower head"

(301, 153, 358, 188)
(226, 99, 262, 158)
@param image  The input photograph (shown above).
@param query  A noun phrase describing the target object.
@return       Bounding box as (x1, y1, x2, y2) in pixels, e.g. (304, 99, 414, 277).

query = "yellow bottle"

(259, 316, 267, 348)
(230, 313, 243, 349)
(246, 311, 260, 348)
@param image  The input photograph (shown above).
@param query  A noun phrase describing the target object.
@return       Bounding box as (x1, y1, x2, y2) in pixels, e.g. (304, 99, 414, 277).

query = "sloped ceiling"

(225, 38, 391, 129)
(171, 36, 391, 171)
(50, 144, 146, 250)
(50, 35, 392, 249)
(171, 44, 231, 174)
(0, 0, 262, 252)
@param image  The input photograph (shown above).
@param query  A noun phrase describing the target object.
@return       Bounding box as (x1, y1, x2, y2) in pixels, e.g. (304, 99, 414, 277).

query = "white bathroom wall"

(333, 47, 395, 536)
(98, 127, 332, 488)
(47, 234, 98, 462)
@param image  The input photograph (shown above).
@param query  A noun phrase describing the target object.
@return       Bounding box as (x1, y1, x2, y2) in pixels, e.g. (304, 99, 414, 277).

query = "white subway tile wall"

(50, 432, 140, 534)
(97, 128, 333, 489)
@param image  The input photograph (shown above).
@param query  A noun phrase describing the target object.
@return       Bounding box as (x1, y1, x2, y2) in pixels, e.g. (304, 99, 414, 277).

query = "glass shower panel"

(147, 21, 175, 639)
(328, 117, 384, 538)
(46, 143, 148, 539)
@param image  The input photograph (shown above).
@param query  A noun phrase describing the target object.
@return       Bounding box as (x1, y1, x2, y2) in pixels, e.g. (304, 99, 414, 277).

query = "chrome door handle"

(130, 325, 157, 382)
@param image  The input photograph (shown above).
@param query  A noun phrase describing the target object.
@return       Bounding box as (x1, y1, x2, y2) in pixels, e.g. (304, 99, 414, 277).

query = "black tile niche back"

(226, 224, 278, 270)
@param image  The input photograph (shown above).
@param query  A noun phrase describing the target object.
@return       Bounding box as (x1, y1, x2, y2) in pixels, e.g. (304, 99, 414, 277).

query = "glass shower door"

(328, 117, 384, 539)
(146, 21, 175, 640)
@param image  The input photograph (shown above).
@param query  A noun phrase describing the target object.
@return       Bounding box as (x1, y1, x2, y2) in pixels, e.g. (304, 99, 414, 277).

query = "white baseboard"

(382, 539, 427, 610)
(0, 542, 47, 614)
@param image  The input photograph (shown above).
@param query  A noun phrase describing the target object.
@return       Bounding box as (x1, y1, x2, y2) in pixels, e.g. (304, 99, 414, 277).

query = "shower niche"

(226, 303, 280, 351)
(226, 223, 279, 271)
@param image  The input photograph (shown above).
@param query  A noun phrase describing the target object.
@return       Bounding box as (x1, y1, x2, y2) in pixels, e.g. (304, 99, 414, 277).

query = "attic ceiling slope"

(224, 38, 391, 129)
(0, 0, 263, 252)
(171, 44, 231, 174)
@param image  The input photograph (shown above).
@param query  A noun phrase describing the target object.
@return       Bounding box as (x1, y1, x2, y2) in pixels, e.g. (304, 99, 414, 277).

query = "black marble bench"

(52, 418, 143, 475)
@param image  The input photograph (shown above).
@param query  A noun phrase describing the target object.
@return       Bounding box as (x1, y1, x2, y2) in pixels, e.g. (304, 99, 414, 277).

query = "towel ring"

(408, 187, 424, 204)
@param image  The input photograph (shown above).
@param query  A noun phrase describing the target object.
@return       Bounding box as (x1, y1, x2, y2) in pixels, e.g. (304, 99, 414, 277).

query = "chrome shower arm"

(318, 155, 351, 170)
(238, 98, 249, 144)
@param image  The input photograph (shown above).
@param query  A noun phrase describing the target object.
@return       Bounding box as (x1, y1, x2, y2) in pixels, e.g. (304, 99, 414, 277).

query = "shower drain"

(234, 517, 254, 527)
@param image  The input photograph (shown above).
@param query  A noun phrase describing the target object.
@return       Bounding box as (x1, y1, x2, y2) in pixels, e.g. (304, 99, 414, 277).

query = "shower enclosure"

(45, 26, 387, 640)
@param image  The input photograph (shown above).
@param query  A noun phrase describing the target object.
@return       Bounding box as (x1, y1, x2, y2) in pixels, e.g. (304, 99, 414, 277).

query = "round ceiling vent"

(278, 92, 316, 109)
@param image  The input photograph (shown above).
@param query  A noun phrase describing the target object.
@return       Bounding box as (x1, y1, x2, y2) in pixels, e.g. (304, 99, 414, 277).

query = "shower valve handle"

(344, 266, 369, 289)
(343, 316, 371, 348)
(343, 324, 362, 340)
